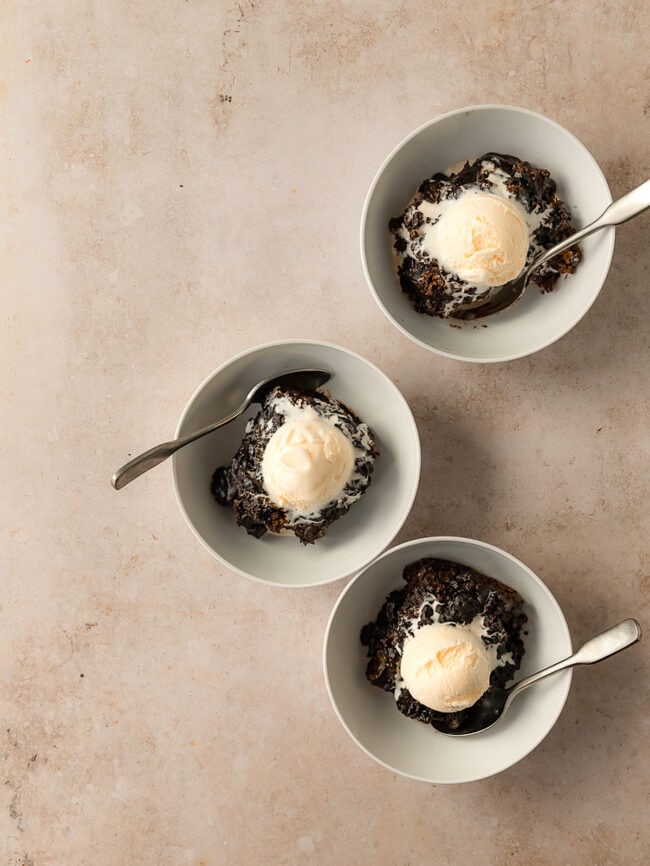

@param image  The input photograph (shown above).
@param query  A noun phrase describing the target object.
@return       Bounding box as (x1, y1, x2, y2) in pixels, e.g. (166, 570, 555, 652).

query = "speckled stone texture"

(2, 1, 649, 864)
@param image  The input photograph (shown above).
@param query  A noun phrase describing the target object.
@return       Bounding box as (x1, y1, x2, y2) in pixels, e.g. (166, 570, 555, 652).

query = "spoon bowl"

(111, 368, 331, 489)
(432, 618, 642, 736)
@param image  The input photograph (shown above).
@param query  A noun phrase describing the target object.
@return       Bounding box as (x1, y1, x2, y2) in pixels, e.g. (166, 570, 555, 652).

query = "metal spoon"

(111, 368, 331, 490)
(432, 618, 642, 737)
(455, 178, 650, 320)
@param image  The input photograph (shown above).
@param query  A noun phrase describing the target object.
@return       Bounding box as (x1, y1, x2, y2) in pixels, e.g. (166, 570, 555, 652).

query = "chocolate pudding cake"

(360, 558, 527, 730)
(389, 152, 582, 318)
(212, 385, 378, 544)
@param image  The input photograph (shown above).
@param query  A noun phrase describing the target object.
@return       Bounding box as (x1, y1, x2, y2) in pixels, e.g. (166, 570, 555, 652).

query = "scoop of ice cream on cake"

(427, 192, 529, 287)
(389, 152, 583, 318)
(360, 557, 527, 730)
(261, 407, 355, 513)
(400, 623, 491, 712)
(211, 386, 378, 544)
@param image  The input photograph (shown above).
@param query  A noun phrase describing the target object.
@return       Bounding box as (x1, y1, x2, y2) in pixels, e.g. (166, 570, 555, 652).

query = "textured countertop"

(2, 2, 649, 864)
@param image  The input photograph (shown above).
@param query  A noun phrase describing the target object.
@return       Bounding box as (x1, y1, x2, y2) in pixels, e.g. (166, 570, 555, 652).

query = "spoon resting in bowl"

(111, 368, 331, 490)
(432, 618, 642, 737)
(456, 178, 650, 319)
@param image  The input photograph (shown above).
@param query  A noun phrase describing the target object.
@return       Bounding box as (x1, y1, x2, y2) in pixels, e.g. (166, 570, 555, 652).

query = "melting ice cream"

(426, 191, 529, 287)
(400, 623, 492, 713)
(261, 406, 355, 514)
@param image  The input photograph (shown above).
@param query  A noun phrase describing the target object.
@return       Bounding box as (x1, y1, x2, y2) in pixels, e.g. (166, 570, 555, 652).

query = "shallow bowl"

(361, 104, 614, 362)
(324, 536, 572, 783)
(173, 340, 421, 587)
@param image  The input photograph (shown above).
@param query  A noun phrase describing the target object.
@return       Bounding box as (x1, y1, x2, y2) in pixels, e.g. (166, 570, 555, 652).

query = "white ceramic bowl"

(172, 340, 421, 587)
(361, 104, 614, 363)
(324, 537, 572, 783)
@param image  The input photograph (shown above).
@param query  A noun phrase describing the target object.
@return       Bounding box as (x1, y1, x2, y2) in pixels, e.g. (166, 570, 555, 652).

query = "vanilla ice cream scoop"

(400, 624, 491, 712)
(430, 192, 529, 287)
(261, 408, 355, 513)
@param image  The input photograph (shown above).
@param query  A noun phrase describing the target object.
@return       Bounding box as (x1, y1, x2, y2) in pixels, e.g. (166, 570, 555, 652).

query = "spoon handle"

(111, 400, 247, 490)
(508, 618, 642, 701)
(596, 177, 650, 227)
(528, 178, 650, 277)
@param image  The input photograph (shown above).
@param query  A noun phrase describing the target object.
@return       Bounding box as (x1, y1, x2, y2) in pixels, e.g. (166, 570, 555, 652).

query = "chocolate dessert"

(389, 152, 582, 318)
(360, 557, 527, 730)
(212, 386, 378, 544)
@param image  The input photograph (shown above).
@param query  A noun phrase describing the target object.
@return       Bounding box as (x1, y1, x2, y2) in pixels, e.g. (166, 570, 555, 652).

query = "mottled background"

(2, 1, 649, 864)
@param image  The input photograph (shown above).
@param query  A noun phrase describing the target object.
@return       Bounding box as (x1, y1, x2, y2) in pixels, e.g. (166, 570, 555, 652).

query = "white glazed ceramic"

(324, 537, 572, 783)
(361, 104, 614, 363)
(172, 340, 421, 587)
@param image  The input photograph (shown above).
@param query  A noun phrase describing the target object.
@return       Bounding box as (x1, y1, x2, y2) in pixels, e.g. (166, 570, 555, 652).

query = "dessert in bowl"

(361, 105, 614, 362)
(173, 340, 420, 587)
(360, 556, 528, 732)
(389, 152, 582, 318)
(323, 537, 572, 783)
(211, 382, 378, 545)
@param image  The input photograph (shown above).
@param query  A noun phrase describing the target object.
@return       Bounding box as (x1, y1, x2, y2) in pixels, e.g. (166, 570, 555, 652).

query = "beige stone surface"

(2, 1, 649, 864)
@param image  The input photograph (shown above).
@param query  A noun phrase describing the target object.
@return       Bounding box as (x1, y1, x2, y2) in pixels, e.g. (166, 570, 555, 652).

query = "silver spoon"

(432, 618, 642, 736)
(456, 178, 650, 320)
(111, 368, 331, 490)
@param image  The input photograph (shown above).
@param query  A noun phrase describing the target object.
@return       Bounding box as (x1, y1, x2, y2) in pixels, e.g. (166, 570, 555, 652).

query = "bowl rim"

(360, 103, 615, 364)
(323, 534, 573, 782)
(172, 337, 422, 587)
